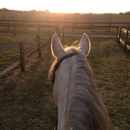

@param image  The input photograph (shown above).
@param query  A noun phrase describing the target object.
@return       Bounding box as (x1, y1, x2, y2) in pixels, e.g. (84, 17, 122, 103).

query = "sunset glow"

(0, 0, 130, 13)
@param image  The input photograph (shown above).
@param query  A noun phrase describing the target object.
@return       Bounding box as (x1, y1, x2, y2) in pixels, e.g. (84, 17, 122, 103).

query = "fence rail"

(118, 26, 130, 52)
(0, 22, 64, 77)
(0, 26, 63, 77)
(1, 20, 130, 77)
(0, 41, 20, 53)
(0, 19, 130, 33)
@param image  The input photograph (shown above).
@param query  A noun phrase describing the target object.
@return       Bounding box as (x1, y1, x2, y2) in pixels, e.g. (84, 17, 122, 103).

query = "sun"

(38, 0, 85, 13)
(1, 0, 129, 13)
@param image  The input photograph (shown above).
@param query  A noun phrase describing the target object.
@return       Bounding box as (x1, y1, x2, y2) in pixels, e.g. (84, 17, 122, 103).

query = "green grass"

(0, 25, 116, 71)
(0, 28, 50, 71)
(0, 44, 55, 129)
(0, 36, 130, 129)
(89, 37, 130, 130)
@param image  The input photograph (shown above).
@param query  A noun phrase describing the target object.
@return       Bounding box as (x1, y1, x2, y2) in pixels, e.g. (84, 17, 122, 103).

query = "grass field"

(0, 28, 51, 71)
(0, 34, 130, 130)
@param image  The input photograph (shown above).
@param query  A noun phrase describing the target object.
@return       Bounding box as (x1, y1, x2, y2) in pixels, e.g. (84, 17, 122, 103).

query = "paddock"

(0, 35, 130, 129)
(0, 12, 130, 130)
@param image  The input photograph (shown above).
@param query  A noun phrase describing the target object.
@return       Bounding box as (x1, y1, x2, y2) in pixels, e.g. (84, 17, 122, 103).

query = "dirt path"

(62, 33, 116, 38)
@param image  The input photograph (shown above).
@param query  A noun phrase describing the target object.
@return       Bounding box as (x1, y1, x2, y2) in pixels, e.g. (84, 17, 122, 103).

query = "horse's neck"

(54, 54, 108, 130)
(55, 55, 93, 130)
(54, 57, 73, 129)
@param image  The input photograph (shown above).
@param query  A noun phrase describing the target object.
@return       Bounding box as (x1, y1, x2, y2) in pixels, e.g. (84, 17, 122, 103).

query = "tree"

(125, 11, 130, 15)
(45, 9, 50, 13)
(0, 7, 9, 11)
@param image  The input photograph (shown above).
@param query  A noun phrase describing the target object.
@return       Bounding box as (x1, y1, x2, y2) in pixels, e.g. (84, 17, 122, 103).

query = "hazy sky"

(0, 0, 130, 13)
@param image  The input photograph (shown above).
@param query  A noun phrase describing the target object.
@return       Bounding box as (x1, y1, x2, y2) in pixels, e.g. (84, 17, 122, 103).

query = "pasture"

(0, 10, 130, 22)
(0, 35, 130, 129)
(0, 12, 130, 129)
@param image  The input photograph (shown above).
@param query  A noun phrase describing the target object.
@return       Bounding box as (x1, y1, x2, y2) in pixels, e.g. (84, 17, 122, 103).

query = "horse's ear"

(51, 33, 64, 58)
(79, 33, 91, 56)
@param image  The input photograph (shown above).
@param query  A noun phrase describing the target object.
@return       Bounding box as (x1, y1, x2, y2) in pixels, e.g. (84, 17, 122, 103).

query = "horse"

(49, 33, 109, 130)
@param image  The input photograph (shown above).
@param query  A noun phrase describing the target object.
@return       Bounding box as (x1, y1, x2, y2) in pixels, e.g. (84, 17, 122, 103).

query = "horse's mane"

(49, 46, 109, 130)
(64, 52, 109, 130)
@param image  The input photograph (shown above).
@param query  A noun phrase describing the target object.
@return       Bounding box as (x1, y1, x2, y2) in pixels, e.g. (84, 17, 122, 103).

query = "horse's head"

(50, 33, 91, 84)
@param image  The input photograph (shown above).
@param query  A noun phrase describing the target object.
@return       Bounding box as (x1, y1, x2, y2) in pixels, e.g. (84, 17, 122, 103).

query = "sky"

(0, 0, 130, 13)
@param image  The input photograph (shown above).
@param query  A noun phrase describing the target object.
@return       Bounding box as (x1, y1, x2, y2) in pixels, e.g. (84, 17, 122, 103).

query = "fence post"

(72, 23, 74, 31)
(8, 20, 10, 29)
(37, 34, 41, 58)
(56, 27, 59, 35)
(108, 23, 111, 32)
(118, 27, 122, 44)
(38, 22, 41, 33)
(116, 26, 119, 41)
(91, 23, 93, 31)
(23, 21, 25, 29)
(63, 26, 64, 41)
(20, 41, 25, 72)
(124, 30, 128, 52)
(14, 27, 16, 37)
(48, 30, 51, 42)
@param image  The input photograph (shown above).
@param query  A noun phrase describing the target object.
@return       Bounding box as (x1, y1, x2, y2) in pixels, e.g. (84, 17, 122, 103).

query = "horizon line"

(0, 7, 129, 14)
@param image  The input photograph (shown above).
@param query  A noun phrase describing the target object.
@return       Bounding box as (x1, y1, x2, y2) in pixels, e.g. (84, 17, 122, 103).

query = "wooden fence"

(0, 19, 130, 36)
(0, 26, 63, 77)
(118, 26, 130, 52)
(0, 20, 130, 77)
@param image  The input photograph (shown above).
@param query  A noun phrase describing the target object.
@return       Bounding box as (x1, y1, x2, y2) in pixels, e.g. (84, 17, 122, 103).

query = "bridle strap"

(52, 53, 79, 84)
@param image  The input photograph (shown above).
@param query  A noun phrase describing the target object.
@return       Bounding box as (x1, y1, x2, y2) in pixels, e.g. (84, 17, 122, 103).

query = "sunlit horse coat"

(49, 33, 109, 130)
